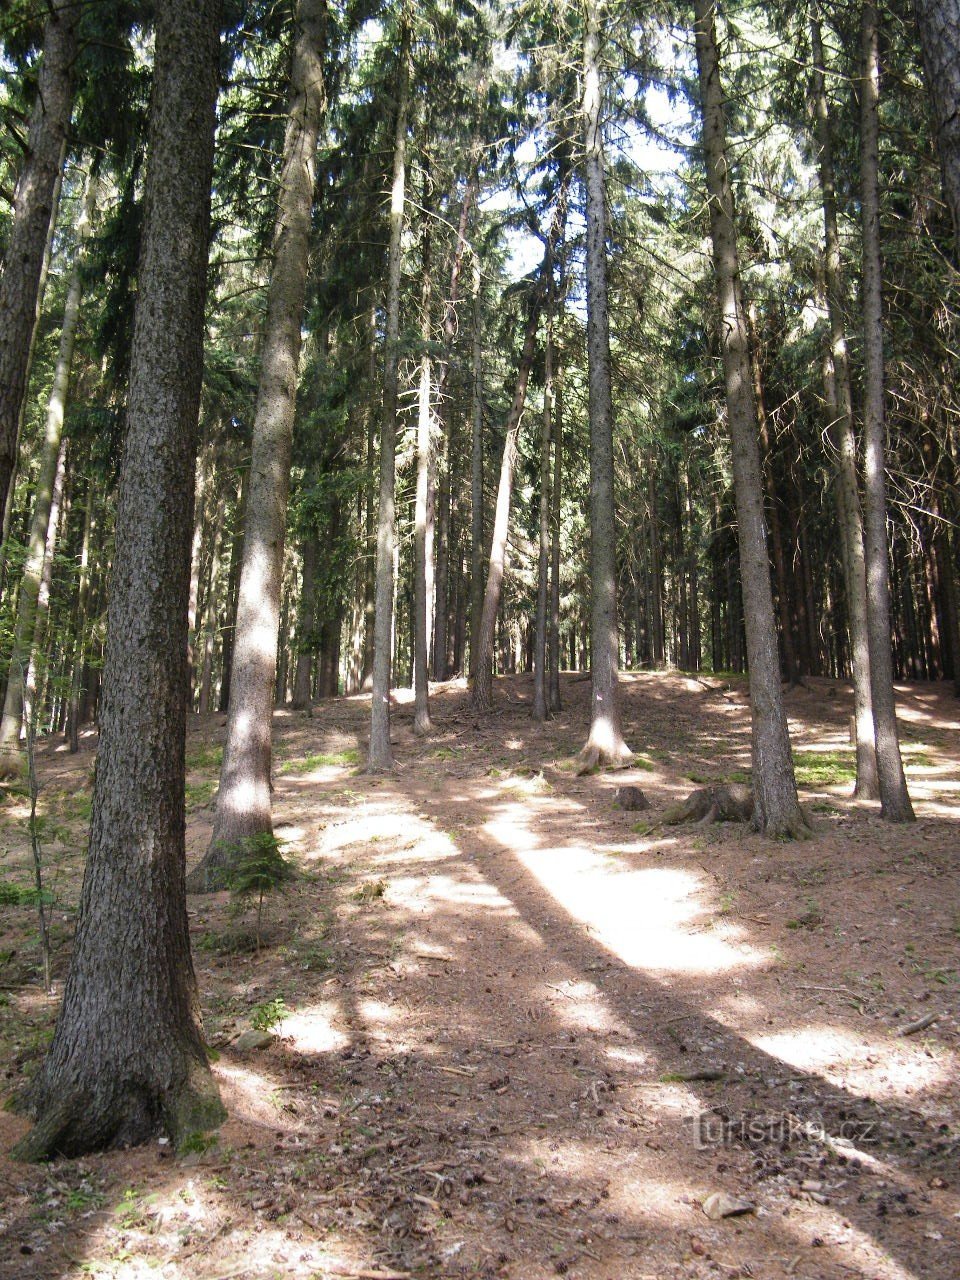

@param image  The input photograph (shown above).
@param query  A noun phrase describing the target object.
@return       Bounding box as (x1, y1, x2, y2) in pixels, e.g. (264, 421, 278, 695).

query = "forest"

(0, 0, 959, 1278)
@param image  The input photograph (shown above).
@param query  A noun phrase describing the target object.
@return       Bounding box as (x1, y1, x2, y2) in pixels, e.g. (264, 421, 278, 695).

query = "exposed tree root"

(575, 738, 633, 776)
(11, 1056, 224, 1161)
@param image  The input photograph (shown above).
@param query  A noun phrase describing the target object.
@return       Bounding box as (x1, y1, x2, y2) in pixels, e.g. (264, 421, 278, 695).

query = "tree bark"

(915, 0, 960, 251)
(292, 532, 318, 709)
(533, 244, 555, 723)
(12, 0, 225, 1160)
(413, 210, 434, 735)
(810, 3, 880, 799)
(191, 0, 328, 889)
(577, 1, 631, 769)
(368, 18, 411, 771)
(693, 0, 809, 836)
(548, 372, 563, 713)
(859, 2, 915, 821)
(469, 281, 485, 678)
(0, 0, 78, 530)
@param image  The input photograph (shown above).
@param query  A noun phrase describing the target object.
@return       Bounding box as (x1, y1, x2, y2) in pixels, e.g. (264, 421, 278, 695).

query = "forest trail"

(1, 671, 958, 1280)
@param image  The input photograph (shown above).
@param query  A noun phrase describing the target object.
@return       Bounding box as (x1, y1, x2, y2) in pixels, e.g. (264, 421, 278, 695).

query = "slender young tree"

(693, 0, 809, 837)
(190, 0, 328, 889)
(12, 0, 224, 1159)
(577, 0, 631, 769)
(809, 4, 879, 799)
(859, 2, 915, 821)
(533, 240, 556, 723)
(413, 209, 434, 736)
(368, 15, 411, 770)
(0, 0, 79, 532)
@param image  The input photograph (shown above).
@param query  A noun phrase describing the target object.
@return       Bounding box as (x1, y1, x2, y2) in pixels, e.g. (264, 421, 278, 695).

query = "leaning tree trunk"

(810, 4, 880, 800)
(190, 0, 328, 890)
(0, 177, 96, 775)
(578, 1, 631, 769)
(915, 0, 960, 251)
(0, 0, 78, 531)
(859, 2, 915, 822)
(472, 284, 544, 711)
(693, 0, 809, 837)
(12, 0, 225, 1160)
(368, 19, 411, 771)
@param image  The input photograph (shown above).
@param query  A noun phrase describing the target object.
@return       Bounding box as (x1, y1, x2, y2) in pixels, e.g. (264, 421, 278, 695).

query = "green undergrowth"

(279, 748, 360, 775)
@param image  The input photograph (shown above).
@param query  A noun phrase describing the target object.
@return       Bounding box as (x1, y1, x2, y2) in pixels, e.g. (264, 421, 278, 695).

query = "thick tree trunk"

(811, 4, 880, 799)
(577, 2, 631, 769)
(915, 0, 960, 251)
(0, 0, 78, 530)
(472, 286, 544, 711)
(12, 0, 225, 1160)
(368, 21, 411, 771)
(859, 3, 915, 821)
(693, 0, 809, 837)
(191, 0, 327, 889)
(0, 178, 94, 773)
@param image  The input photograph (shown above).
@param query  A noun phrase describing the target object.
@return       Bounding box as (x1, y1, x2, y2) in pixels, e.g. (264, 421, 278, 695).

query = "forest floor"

(0, 671, 958, 1280)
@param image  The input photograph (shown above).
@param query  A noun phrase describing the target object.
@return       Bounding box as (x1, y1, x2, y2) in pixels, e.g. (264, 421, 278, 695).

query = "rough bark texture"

(810, 6, 880, 800)
(191, 0, 327, 890)
(12, 0, 224, 1160)
(368, 22, 411, 771)
(859, 3, 915, 822)
(693, 0, 809, 838)
(548, 375, 563, 714)
(0, 179, 95, 773)
(0, 0, 78, 529)
(915, 0, 960, 250)
(577, 3, 631, 770)
(472, 289, 543, 711)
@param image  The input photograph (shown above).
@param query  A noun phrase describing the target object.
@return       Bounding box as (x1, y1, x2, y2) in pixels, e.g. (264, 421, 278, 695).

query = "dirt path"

(0, 672, 958, 1279)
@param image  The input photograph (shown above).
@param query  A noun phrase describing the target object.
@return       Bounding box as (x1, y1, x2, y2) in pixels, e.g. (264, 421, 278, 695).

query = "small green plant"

(0, 879, 52, 907)
(279, 748, 360, 775)
(792, 750, 856, 788)
(352, 878, 387, 904)
(226, 834, 294, 953)
(185, 779, 216, 810)
(186, 743, 224, 771)
(250, 996, 288, 1032)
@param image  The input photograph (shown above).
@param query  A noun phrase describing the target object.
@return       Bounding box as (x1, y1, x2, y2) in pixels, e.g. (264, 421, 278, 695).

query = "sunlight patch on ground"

(281, 1001, 350, 1055)
(482, 804, 768, 975)
(538, 977, 622, 1036)
(389, 871, 517, 915)
(605, 1044, 654, 1069)
(751, 1023, 954, 1100)
(215, 1061, 300, 1130)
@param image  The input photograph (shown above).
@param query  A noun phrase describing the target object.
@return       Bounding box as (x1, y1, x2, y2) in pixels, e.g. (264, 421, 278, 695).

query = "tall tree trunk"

(693, 0, 809, 837)
(578, 1, 631, 769)
(368, 19, 411, 771)
(548, 375, 563, 713)
(413, 210, 433, 735)
(810, 4, 880, 798)
(0, 0, 78, 531)
(362, 306, 378, 687)
(471, 285, 544, 711)
(198, 492, 227, 716)
(0, 176, 94, 772)
(65, 477, 95, 752)
(292, 533, 318, 710)
(533, 244, 555, 723)
(859, 2, 915, 821)
(915, 0, 960, 251)
(469, 281, 485, 677)
(191, 0, 328, 889)
(12, 0, 225, 1160)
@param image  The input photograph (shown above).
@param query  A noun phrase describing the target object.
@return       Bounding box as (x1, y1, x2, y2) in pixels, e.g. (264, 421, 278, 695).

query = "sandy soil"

(0, 671, 957, 1280)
